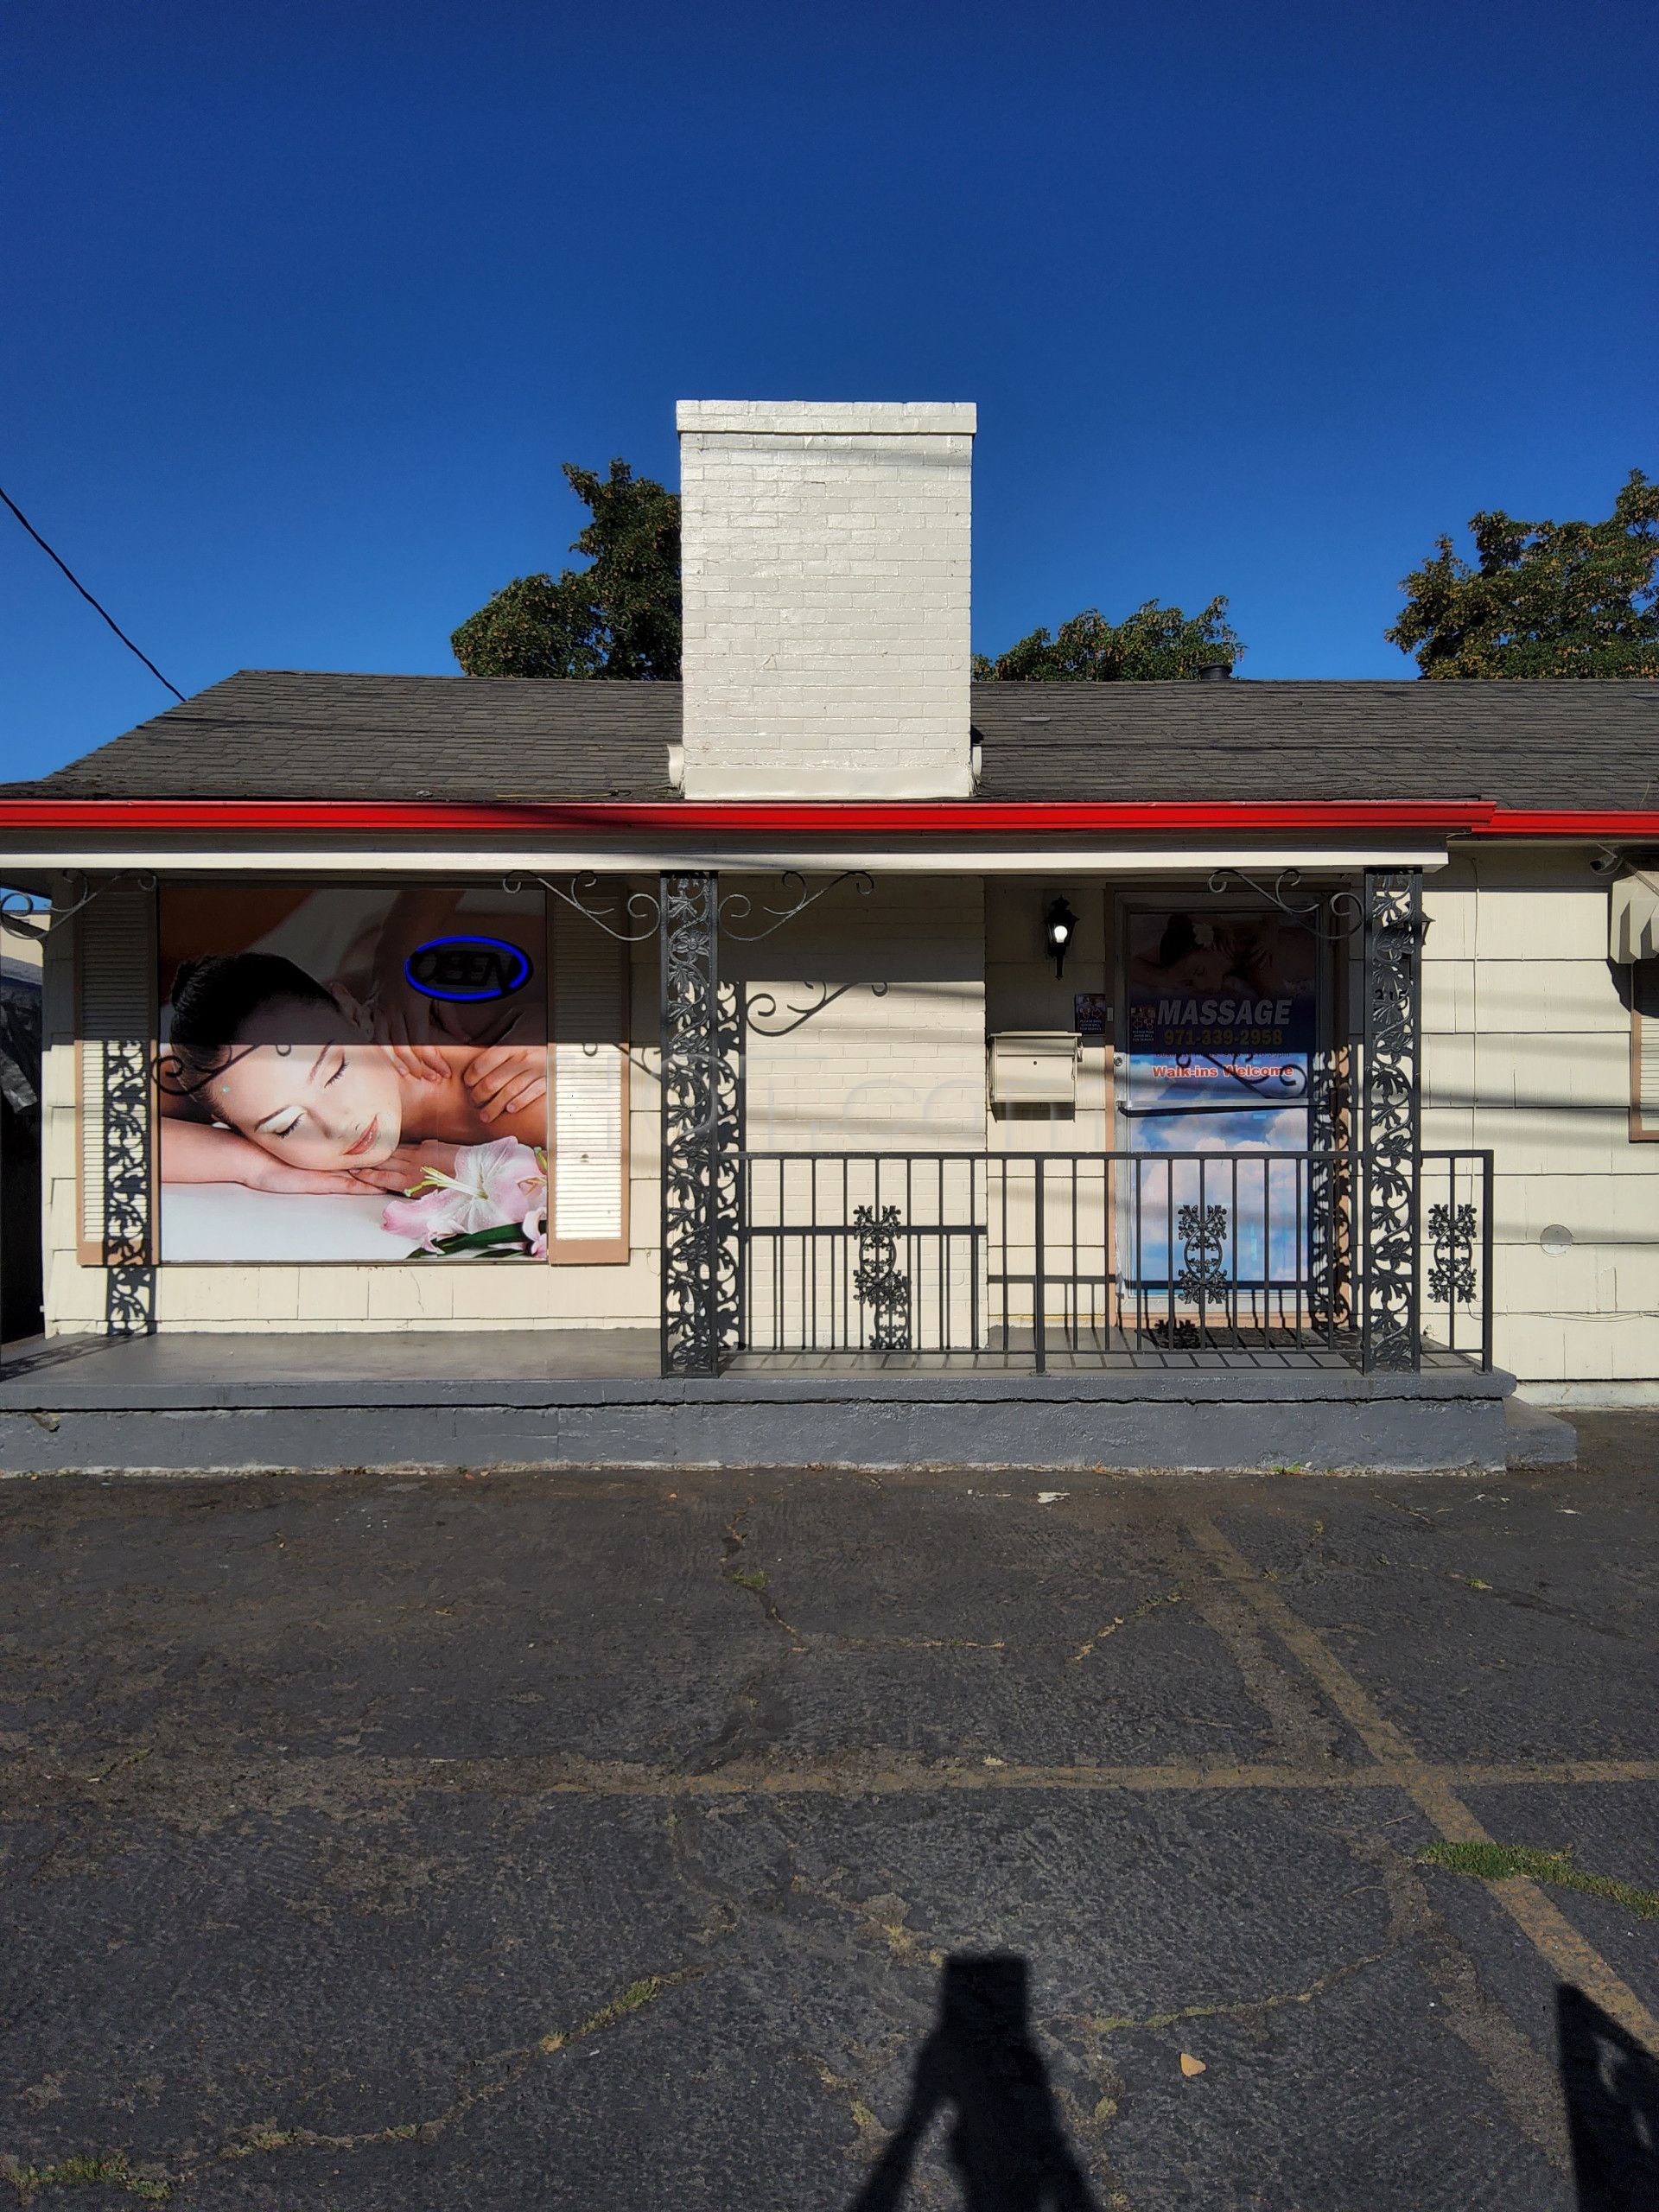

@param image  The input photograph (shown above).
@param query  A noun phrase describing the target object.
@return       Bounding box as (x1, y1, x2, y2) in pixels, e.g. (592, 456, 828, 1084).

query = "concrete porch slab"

(0, 1332, 1513, 1476)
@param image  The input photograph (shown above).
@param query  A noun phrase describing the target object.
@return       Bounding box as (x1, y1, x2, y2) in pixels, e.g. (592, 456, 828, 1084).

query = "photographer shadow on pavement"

(848, 1954, 1100, 2212)
(1557, 1985, 1659, 2211)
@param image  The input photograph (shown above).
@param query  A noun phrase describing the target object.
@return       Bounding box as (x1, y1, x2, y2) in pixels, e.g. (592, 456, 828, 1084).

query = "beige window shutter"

(76, 882, 156, 1262)
(1634, 960, 1659, 1141)
(1611, 871, 1659, 963)
(548, 901, 631, 1261)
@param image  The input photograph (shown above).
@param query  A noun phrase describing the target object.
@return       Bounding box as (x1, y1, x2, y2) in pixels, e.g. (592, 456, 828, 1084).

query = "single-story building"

(2, 400, 1656, 1471)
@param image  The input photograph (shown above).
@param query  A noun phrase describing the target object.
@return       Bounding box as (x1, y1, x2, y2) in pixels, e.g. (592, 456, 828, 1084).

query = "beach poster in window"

(156, 885, 548, 1262)
(1118, 907, 1318, 1289)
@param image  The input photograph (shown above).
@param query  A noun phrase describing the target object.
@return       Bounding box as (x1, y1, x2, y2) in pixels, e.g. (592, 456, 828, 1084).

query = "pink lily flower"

(382, 1137, 547, 1252)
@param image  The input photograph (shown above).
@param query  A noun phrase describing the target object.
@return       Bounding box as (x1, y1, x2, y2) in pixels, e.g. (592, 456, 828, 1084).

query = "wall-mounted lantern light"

(1044, 895, 1078, 977)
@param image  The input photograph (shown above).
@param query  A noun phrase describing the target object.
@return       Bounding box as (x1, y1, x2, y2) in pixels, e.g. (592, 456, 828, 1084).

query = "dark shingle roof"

(969, 680, 1659, 807)
(4, 671, 682, 802)
(5, 670, 1657, 810)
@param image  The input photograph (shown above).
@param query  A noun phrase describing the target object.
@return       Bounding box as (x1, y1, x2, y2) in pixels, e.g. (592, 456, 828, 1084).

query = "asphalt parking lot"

(3, 1419, 1657, 2209)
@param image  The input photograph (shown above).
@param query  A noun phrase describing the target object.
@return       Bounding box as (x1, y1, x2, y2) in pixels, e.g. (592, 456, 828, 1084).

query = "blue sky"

(3, 0, 1654, 780)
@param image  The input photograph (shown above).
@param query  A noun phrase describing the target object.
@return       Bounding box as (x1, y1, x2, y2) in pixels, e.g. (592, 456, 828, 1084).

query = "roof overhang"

(3, 799, 1658, 884)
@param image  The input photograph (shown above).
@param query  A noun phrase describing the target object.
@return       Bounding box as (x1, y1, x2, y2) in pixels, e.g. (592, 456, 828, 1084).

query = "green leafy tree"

(1387, 470, 1659, 679)
(452, 460, 681, 678)
(972, 598, 1242, 681)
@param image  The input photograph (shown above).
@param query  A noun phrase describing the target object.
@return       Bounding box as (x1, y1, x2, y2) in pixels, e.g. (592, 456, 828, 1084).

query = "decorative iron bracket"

(0, 872, 158, 944)
(505, 873, 660, 943)
(515, 868, 874, 947)
(743, 979, 889, 1039)
(718, 870, 874, 942)
(1206, 868, 1365, 943)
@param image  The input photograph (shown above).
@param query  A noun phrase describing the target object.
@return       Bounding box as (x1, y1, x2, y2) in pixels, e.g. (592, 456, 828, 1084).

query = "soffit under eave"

(0, 838, 1458, 880)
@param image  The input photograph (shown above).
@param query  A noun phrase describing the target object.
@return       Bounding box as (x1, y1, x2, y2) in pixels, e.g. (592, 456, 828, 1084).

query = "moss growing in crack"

(728, 1567, 769, 1594)
(3, 2152, 170, 2202)
(539, 1969, 695, 2054)
(3, 1969, 702, 2202)
(1420, 1840, 1659, 1919)
(1090, 1950, 1388, 2035)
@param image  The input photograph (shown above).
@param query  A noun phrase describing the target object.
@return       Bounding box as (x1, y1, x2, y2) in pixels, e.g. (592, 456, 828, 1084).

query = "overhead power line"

(1, 484, 186, 702)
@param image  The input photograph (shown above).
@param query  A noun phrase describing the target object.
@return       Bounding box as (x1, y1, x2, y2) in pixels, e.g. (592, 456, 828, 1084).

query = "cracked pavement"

(3, 1418, 1658, 2208)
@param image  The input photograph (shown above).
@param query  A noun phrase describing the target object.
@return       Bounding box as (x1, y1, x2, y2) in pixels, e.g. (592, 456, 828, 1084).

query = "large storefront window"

(1118, 905, 1320, 1294)
(156, 884, 552, 1263)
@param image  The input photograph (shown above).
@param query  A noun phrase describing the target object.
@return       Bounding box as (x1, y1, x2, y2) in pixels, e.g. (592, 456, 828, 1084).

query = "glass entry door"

(1116, 903, 1322, 1338)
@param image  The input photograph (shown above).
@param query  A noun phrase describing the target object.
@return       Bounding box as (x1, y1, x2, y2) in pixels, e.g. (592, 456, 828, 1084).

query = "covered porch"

(0, 848, 1537, 1472)
(654, 862, 1495, 1382)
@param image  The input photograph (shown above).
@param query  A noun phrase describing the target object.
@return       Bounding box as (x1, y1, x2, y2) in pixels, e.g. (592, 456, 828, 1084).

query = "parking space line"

(1182, 1511, 1659, 2054)
(13, 1751, 1659, 1808)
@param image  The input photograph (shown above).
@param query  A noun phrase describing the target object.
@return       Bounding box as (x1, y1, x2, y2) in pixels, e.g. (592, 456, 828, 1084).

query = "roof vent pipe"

(1196, 661, 1234, 682)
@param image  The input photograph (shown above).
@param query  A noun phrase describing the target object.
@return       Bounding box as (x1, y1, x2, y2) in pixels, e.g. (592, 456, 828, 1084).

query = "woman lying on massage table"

(157, 950, 546, 1196)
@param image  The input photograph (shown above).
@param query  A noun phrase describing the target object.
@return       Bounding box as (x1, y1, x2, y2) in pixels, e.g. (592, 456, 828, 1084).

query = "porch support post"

(658, 871, 738, 1377)
(1360, 867, 1423, 1372)
(104, 1035, 156, 1335)
(97, 876, 157, 1337)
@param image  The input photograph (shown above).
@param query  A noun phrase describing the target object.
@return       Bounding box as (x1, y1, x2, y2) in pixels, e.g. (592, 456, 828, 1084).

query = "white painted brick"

(678, 401, 976, 799)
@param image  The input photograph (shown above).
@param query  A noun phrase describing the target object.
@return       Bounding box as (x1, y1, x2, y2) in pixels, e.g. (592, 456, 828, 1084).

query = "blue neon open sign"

(404, 936, 534, 1003)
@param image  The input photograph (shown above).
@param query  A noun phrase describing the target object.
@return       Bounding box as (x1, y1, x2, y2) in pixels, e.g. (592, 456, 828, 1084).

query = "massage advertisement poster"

(156, 885, 549, 1263)
(1119, 908, 1318, 1287)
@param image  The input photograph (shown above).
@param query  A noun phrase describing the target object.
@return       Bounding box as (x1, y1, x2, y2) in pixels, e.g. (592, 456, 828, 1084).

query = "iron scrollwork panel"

(1175, 1203, 1229, 1301)
(1307, 1051, 1353, 1338)
(852, 1204, 912, 1351)
(103, 1031, 156, 1333)
(1361, 869, 1422, 1370)
(1427, 1202, 1478, 1308)
(95, 879, 157, 1337)
(658, 873, 741, 1376)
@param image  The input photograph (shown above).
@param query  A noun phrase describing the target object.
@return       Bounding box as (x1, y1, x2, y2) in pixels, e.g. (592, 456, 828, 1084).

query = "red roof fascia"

(1475, 808, 1659, 837)
(0, 798, 1495, 836)
(0, 798, 1654, 837)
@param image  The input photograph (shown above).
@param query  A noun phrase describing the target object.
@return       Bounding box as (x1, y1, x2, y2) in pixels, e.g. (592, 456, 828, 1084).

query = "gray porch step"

(1503, 1395, 1579, 1467)
(0, 1332, 1512, 1476)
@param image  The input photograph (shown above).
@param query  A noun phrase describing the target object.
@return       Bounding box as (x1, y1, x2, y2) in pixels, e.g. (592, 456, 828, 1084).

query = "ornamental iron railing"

(736, 1147, 1494, 1373)
(1417, 1147, 1495, 1372)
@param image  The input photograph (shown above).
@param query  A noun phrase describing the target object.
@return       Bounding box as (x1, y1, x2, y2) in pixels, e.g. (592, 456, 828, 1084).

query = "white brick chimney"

(677, 400, 976, 799)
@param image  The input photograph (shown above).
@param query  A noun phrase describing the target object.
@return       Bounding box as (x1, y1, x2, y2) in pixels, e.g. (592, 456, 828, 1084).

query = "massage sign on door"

(156, 883, 550, 1263)
(1120, 909, 1318, 1296)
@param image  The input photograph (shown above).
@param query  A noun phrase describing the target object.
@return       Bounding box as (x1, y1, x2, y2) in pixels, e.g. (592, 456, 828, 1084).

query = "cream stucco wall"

(984, 877, 1111, 1151)
(734, 873, 986, 1154)
(1422, 849, 1658, 1389)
